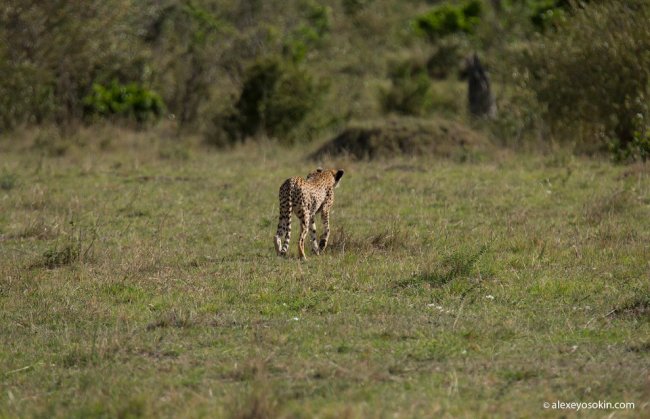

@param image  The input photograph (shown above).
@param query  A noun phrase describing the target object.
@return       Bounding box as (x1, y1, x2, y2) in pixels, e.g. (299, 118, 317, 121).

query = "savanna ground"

(1, 129, 649, 418)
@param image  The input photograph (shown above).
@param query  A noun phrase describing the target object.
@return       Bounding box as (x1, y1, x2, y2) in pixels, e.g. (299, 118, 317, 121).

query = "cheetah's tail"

(274, 180, 292, 256)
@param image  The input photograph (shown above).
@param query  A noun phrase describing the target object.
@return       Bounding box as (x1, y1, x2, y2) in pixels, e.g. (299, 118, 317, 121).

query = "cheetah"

(274, 167, 345, 260)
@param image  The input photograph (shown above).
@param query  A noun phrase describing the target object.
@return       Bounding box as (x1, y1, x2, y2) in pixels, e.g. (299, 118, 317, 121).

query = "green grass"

(1, 133, 649, 417)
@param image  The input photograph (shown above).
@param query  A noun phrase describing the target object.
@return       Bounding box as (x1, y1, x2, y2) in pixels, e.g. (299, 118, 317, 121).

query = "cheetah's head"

(306, 167, 345, 188)
(325, 169, 345, 188)
(306, 167, 323, 180)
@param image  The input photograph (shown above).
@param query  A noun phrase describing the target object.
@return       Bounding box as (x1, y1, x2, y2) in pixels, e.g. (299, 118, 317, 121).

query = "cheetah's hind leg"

(309, 212, 320, 255)
(274, 232, 283, 256)
(298, 214, 310, 261)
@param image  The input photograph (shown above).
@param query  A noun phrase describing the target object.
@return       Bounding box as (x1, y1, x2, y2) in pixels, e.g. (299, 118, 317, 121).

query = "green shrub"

(487, 85, 545, 147)
(0, 60, 55, 129)
(304, 0, 331, 38)
(529, 0, 570, 31)
(342, 0, 374, 16)
(282, 1, 331, 63)
(414, 0, 483, 41)
(634, 130, 650, 162)
(426, 38, 468, 79)
(156, 2, 229, 127)
(83, 82, 165, 124)
(0, 171, 17, 191)
(517, 1, 650, 158)
(381, 59, 432, 116)
(209, 57, 326, 146)
(0, 1, 149, 129)
(613, 115, 650, 162)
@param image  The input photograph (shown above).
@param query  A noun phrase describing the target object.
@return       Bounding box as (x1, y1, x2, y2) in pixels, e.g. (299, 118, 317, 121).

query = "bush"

(209, 57, 326, 146)
(0, 60, 56, 129)
(487, 84, 545, 147)
(517, 1, 650, 158)
(414, 0, 483, 41)
(0, 171, 18, 191)
(529, 0, 570, 31)
(0, 1, 149, 129)
(154, 1, 229, 127)
(83, 82, 165, 124)
(617, 115, 650, 162)
(381, 59, 432, 115)
(426, 38, 468, 79)
(282, 1, 332, 63)
(342, 0, 374, 16)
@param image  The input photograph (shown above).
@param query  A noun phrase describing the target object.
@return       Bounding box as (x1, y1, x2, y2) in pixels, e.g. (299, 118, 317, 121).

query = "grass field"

(1, 131, 649, 417)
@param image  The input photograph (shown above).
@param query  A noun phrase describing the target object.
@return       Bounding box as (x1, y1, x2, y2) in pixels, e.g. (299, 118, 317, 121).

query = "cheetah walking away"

(274, 168, 345, 260)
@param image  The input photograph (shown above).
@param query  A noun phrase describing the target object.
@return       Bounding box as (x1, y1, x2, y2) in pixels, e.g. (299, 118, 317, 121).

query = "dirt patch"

(311, 117, 490, 160)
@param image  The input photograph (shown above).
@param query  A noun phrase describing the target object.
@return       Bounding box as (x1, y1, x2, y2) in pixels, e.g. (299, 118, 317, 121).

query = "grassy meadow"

(1, 129, 648, 417)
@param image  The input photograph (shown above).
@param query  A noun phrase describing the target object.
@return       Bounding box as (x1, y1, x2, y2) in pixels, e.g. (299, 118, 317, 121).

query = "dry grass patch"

(398, 245, 488, 288)
(584, 189, 633, 224)
(328, 224, 414, 253)
(230, 385, 279, 419)
(613, 293, 650, 320)
(146, 309, 203, 331)
(4, 216, 60, 240)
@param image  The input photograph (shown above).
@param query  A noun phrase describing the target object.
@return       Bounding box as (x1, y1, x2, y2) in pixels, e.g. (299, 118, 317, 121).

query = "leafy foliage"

(0, 171, 18, 191)
(282, 1, 332, 63)
(83, 82, 164, 124)
(150, 1, 230, 127)
(341, 0, 375, 16)
(209, 57, 326, 146)
(0, 0, 647, 162)
(426, 38, 468, 79)
(0, 0, 148, 128)
(381, 59, 432, 115)
(517, 0, 650, 158)
(529, 0, 570, 31)
(414, 0, 483, 41)
(0, 0, 233, 130)
(614, 115, 650, 162)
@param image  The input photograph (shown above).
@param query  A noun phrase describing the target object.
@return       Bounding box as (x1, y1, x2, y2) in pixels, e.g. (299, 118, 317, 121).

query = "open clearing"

(1, 137, 649, 417)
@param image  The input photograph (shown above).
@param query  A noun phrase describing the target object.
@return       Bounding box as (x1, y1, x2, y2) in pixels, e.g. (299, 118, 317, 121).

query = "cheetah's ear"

(307, 167, 323, 179)
(335, 169, 344, 182)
